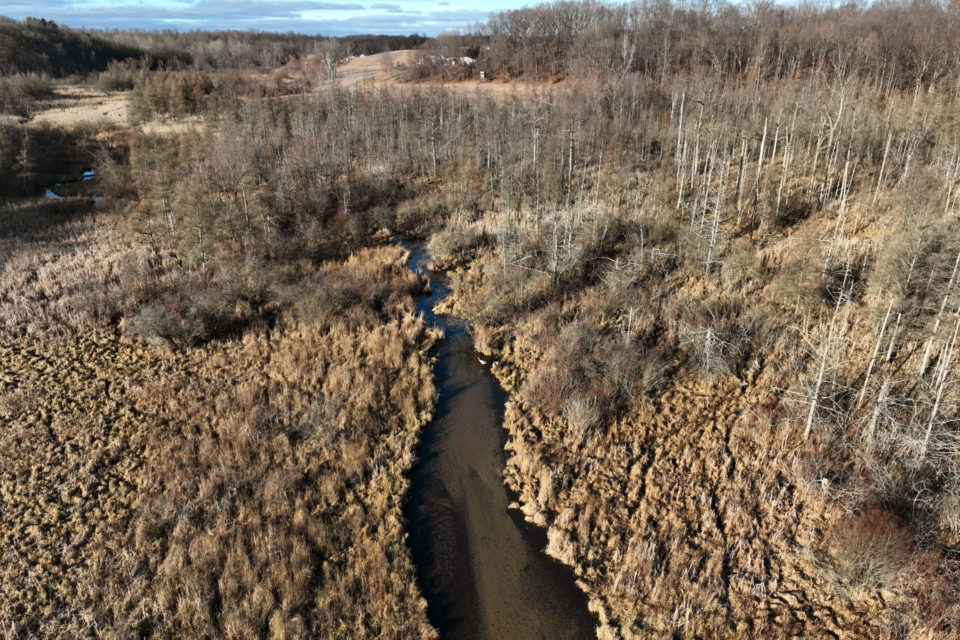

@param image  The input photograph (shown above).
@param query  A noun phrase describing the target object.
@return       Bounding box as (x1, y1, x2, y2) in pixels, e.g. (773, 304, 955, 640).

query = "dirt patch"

(337, 50, 420, 84)
(333, 51, 555, 99)
(28, 86, 129, 127)
(21, 85, 199, 134)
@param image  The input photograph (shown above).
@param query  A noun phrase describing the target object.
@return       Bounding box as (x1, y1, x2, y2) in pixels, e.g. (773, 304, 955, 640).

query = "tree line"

(417, 0, 960, 92)
(0, 15, 426, 78)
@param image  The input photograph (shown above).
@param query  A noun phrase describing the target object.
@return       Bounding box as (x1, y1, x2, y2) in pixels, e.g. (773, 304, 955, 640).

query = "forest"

(2, 0, 960, 637)
(0, 16, 426, 76)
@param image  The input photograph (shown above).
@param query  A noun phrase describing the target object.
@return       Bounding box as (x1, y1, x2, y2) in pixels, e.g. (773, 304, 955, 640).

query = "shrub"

(563, 394, 600, 435)
(428, 218, 489, 266)
(828, 506, 915, 591)
(473, 324, 494, 355)
(127, 301, 182, 347)
(131, 70, 213, 120)
(126, 287, 245, 348)
(95, 59, 145, 91)
(0, 73, 53, 116)
(678, 299, 746, 378)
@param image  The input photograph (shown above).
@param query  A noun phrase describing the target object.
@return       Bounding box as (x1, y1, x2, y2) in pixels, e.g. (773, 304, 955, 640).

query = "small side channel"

(400, 238, 597, 640)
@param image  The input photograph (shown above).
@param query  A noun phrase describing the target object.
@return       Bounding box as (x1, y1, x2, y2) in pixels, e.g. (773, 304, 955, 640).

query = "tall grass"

(0, 73, 52, 116)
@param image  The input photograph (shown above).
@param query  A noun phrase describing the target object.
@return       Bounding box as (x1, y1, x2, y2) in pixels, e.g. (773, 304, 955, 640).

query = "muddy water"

(401, 239, 596, 640)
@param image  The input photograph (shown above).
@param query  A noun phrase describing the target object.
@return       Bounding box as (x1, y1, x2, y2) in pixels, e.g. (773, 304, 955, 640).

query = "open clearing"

(14, 85, 196, 134)
(29, 86, 128, 127)
(12, 73, 525, 132)
(336, 50, 419, 84)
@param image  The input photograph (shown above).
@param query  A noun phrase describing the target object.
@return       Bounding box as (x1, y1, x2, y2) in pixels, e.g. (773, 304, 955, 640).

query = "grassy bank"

(0, 142, 440, 637)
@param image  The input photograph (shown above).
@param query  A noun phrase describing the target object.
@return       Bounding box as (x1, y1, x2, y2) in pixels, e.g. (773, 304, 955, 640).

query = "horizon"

(0, 0, 527, 36)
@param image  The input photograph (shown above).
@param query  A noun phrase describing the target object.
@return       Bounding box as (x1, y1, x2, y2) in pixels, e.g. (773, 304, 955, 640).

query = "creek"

(43, 168, 100, 201)
(400, 238, 596, 640)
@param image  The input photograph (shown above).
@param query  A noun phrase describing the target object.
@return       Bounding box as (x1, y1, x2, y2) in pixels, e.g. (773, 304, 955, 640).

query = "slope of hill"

(0, 17, 145, 77)
(336, 50, 420, 84)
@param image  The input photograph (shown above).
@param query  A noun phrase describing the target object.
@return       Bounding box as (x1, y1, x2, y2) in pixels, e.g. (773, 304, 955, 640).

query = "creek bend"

(400, 239, 596, 640)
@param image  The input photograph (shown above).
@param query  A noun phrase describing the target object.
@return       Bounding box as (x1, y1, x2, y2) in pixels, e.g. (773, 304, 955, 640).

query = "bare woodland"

(2, 0, 960, 637)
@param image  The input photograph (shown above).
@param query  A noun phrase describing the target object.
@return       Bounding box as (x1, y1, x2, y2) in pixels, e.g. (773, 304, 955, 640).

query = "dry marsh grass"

(440, 215, 955, 638)
(0, 198, 143, 338)
(427, 71, 960, 633)
(8, 2, 960, 634)
(0, 188, 439, 637)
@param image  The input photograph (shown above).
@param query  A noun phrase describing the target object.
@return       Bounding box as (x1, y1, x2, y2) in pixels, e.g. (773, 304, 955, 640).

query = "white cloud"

(0, 0, 502, 34)
(369, 2, 405, 12)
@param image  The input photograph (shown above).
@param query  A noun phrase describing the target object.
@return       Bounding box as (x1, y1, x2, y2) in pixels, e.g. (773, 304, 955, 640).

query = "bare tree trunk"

(857, 300, 893, 410)
(706, 145, 730, 269)
(865, 379, 888, 445)
(750, 118, 768, 230)
(775, 130, 793, 217)
(593, 147, 604, 240)
(804, 272, 848, 439)
(674, 91, 685, 171)
(885, 312, 902, 362)
(735, 137, 747, 226)
(921, 250, 960, 374)
(873, 130, 892, 203)
(944, 147, 960, 214)
(922, 309, 960, 457)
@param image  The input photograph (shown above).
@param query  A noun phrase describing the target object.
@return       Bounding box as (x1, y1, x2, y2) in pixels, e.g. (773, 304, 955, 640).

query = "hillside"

(336, 50, 420, 84)
(0, 17, 147, 76)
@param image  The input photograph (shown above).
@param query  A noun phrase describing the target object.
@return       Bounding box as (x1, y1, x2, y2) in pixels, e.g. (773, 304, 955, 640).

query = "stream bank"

(400, 238, 596, 640)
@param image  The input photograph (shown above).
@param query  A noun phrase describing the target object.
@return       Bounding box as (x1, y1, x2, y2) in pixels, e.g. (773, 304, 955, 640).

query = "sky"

(0, 0, 526, 35)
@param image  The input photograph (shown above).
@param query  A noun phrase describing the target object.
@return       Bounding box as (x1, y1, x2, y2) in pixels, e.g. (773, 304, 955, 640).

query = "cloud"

(0, 0, 492, 35)
(438, 1, 450, 5)
(309, 1, 366, 8)
(315, 9, 488, 34)
(5, 0, 366, 17)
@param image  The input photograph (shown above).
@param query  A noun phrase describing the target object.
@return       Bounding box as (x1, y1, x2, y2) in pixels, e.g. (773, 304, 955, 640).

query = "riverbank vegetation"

(0, 238, 440, 638)
(3, 0, 960, 636)
(1, 100, 439, 637)
(418, 2, 960, 636)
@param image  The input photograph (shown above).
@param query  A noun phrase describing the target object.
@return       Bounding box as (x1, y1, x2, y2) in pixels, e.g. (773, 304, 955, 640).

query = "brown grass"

(0, 191, 439, 638)
(430, 89, 960, 634)
(27, 86, 129, 128)
(10, 19, 960, 636)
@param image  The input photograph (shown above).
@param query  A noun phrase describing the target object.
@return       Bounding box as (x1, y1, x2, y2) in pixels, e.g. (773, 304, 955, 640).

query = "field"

(4, 2, 960, 638)
(28, 85, 128, 127)
(0, 180, 438, 638)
